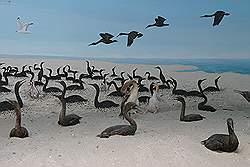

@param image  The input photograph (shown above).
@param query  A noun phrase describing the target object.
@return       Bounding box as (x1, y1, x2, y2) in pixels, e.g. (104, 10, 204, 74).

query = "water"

(1, 54, 250, 75)
(86, 57, 250, 75)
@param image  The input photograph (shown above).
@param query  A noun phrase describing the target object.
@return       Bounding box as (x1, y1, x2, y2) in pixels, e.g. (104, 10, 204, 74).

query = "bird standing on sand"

(117, 31, 143, 47)
(145, 16, 169, 29)
(7, 99, 29, 138)
(88, 33, 117, 46)
(234, 90, 250, 102)
(200, 11, 230, 26)
(16, 17, 34, 34)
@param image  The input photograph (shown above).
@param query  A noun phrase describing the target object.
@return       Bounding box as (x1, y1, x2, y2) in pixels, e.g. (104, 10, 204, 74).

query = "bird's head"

(227, 118, 234, 131)
(174, 96, 185, 103)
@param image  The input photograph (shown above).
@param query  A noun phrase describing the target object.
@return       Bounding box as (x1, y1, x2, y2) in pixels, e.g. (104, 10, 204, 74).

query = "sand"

(0, 57, 250, 167)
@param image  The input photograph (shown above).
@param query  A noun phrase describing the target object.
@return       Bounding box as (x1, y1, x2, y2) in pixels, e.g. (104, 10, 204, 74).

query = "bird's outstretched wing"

(157, 16, 166, 22)
(100, 33, 114, 40)
(25, 22, 34, 31)
(213, 13, 224, 26)
(127, 36, 134, 47)
(16, 18, 25, 30)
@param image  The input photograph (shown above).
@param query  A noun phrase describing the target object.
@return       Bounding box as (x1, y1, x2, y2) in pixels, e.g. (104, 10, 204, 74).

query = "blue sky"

(0, 0, 249, 59)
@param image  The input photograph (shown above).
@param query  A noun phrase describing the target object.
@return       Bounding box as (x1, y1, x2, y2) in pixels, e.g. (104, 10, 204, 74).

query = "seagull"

(116, 31, 143, 47)
(88, 33, 118, 46)
(200, 11, 230, 26)
(145, 16, 169, 29)
(16, 17, 34, 34)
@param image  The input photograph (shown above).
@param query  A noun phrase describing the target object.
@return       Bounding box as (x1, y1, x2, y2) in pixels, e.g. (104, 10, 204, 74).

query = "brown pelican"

(117, 31, 143, 47)
(201, 118, 239, 152)
(121, 80, 139, 106)
(203, 76, 221, 92)
(89, 83, 119, 108)
(88, 33, 118, 46)
(201, 11, 230, 26)
(97, 102, 138, 138)
(0, 79, 25, 112)
(54, 95, 82, 126)
(119, 80, 139, 117)
(145, 16, 169, 29)
(7, 99, 29, 138)
(234, 90, 250, 102)
(175, 96, 205, 122)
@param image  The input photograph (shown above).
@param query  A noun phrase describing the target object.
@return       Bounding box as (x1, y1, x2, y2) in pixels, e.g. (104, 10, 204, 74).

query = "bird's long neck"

(61, 84, 66, 98)
(228, 123, 237, 144)
(48, 69, 52, 77)
(127, 83, 138, 103)
(118, 33, 129, 36)
(146, 24, 154, 28)
(198, 81, 203, 93)
(93, 85, 100, 106)
(215, 79, 220, 90)
(59, 98, 66, 122)
(14, 107, 22, 130)
(112, 68, 116, 75)
(202, 14, 215, 17)
(120, 72, 124, 79)
(30, 72, 34, 82)
(132, 70, 136, 78)
(172, 80, 177, 92)
(3, 73, 8, 84)
(43, 77, 48, 91)
(112, 81, 119, 91)
(124, 108, 137, 129)
(15, 85, 23, 108)
(180, 101, 186, 120)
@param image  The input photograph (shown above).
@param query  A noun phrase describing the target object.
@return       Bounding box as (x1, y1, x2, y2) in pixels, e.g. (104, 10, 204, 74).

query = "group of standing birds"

(1, 58, 246, 153)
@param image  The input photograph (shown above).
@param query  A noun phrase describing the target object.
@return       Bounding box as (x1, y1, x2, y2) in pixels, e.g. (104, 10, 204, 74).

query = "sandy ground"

(0, 57, 250, 167)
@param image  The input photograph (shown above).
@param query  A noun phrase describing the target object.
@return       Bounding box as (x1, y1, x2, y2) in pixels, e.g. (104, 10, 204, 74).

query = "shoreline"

(1, 56, 250, 75)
